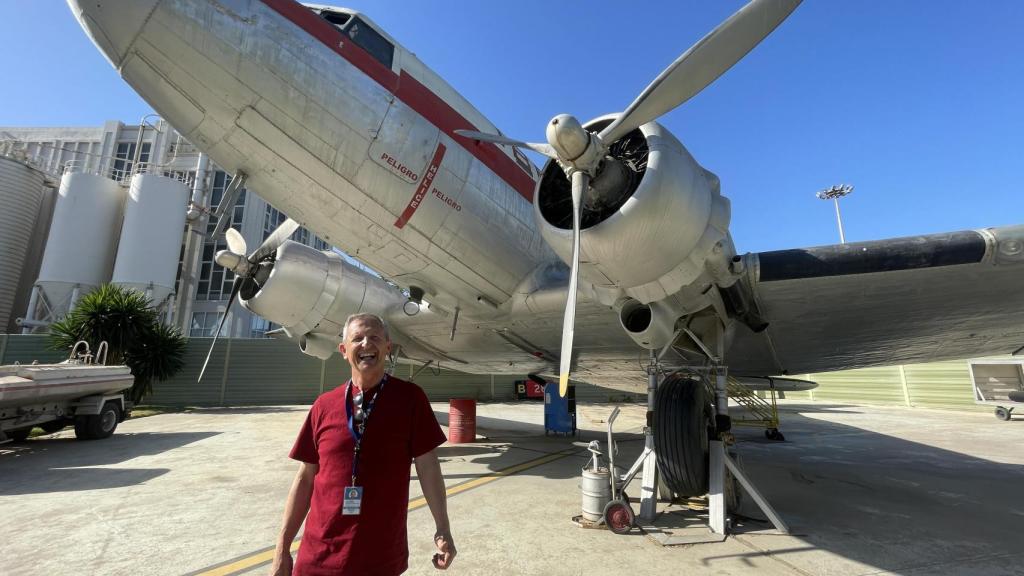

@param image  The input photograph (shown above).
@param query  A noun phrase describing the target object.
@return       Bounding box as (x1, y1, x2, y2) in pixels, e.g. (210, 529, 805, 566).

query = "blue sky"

(1, 1, 1021, 252)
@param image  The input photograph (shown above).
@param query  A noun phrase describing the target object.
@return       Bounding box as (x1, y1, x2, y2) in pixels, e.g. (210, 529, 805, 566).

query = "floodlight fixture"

(816, 184, 854, 244)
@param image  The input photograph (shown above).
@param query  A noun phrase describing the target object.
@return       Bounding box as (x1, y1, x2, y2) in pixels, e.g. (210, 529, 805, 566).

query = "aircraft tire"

(654, 374, 710, 497)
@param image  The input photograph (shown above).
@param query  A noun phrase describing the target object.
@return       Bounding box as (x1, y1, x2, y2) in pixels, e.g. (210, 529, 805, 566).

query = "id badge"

(342, 486, 363, 515)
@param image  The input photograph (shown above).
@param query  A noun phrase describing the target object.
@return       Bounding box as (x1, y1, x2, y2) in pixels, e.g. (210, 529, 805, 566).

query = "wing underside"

(390, 225, 1023, 393)
(728, 225, 1024, 376)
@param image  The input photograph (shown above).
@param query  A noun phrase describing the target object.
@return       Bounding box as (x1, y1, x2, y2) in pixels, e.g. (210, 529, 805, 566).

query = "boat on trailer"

(0, 341, 134, 442)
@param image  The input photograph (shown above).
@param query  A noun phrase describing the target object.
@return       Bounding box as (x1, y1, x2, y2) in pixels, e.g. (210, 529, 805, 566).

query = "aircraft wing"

(390, 225, 1023, 392)
(727, 225, 1024, 376)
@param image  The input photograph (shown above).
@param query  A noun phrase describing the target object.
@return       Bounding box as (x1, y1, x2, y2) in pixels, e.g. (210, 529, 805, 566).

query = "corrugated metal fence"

(0, 335, 641, 405)
(786, 358, 1009, 411)
(1, 334, 1008, 409)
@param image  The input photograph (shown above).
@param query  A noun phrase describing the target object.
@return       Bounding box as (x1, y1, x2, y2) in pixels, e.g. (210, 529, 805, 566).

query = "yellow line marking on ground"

(194, 448, 577, 576)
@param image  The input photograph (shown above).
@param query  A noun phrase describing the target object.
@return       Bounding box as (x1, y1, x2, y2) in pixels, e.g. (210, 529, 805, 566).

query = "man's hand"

(269, 550, 292, 576)
(432, 531, 456, 570)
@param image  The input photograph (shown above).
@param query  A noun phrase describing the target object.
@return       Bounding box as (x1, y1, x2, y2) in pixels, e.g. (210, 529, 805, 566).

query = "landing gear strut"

(643, 322, 789, 537)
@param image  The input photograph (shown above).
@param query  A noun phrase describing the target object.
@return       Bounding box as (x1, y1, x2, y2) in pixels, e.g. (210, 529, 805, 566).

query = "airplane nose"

(66, 0, 161, 68)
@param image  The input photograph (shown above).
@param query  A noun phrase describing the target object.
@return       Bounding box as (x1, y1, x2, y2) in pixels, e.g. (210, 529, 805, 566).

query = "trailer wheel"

(994, 407, 1011, 421)
(603, 500, 634, 534)
(75, 402, 121, 440)
(654, 374, 711, 497)
(7, 428, 32, 442)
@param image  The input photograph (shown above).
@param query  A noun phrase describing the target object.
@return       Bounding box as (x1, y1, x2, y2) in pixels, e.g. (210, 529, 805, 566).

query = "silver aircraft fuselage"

(70, 0, 551, 314)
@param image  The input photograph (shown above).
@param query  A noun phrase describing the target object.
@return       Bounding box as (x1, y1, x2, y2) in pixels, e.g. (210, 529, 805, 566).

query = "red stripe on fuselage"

(259, 0, 536, 201)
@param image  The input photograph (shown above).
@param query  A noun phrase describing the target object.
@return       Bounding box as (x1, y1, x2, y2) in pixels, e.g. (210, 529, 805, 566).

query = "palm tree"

(49, 284, 186, 403)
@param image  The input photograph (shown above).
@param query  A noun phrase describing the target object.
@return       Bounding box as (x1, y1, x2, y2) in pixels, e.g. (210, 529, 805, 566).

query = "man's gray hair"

(342, 313, 390, 341)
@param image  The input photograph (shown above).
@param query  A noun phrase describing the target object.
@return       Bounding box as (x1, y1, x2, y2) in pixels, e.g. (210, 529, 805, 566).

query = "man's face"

(340, 319, 390, 374)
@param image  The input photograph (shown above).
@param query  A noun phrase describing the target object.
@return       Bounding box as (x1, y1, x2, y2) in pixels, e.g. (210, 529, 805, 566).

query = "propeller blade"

(225, 228, 247, 256)
(558, 171, 588, 397)
(197, 277, 242, 383)
(250, 217, 300, 263)
(599, 0, 801, 144)
(454, 129, 557, 159)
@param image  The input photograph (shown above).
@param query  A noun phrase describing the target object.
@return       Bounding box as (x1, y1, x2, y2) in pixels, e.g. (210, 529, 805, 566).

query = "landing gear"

(653, 374, 711, 497)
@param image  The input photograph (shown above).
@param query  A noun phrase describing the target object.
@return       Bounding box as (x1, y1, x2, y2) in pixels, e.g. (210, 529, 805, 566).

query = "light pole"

(816, 184, 854, 244)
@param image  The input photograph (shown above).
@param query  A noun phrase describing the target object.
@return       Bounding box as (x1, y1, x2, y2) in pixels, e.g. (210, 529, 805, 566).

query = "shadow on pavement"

(431, 400, 1023, 574)
(0, 431, 219, 495)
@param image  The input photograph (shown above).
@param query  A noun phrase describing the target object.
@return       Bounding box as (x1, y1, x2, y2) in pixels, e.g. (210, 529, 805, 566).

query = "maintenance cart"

(968, 359, 1024, 421)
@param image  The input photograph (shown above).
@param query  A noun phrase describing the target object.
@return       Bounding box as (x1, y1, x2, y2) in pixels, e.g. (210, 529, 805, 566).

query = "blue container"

(544, 382, 576, 435)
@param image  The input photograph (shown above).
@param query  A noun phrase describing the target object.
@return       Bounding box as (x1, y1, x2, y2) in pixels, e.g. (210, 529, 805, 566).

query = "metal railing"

(727, 376, 780, 431)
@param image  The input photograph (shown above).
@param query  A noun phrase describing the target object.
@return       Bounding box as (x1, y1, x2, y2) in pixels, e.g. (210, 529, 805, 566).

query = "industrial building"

(0, 119, 331, 338)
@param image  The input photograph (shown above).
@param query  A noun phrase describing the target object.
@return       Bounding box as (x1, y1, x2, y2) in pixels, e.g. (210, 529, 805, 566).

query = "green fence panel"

(222, 339, 323, 405)
(903, 360, 981, 410)
(0, 334, 66, 365)
(808, 365, 905, 405)
(145, 337, 227, 406)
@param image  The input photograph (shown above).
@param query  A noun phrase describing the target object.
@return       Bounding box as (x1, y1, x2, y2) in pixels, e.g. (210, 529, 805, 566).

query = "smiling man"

(271, 313, 455, 575)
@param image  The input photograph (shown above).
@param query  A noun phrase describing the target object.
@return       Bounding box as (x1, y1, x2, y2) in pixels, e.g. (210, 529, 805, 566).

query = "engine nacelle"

(616, 297, 683, 349)
(240, 241, 407, 354)
(534, 116, 735, 304)
(298, 333, 341, 360)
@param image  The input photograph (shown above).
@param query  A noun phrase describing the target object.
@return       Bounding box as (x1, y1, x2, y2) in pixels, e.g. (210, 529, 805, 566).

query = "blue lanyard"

(344, 375, 386, 485)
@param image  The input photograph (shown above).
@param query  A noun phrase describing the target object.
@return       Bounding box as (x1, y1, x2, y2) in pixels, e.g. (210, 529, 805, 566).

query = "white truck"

(0, 341, 134, 443)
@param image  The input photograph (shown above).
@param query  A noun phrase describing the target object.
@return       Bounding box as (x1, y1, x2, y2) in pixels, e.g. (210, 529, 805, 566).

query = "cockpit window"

(341, 17, 394, 69)
(319, 10, 350, 29)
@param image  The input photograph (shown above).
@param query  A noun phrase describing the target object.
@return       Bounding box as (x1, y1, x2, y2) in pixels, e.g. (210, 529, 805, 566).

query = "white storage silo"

(112, 173, 188, 305)
(35, 170, 124, 316)
(0, 156, 46, 329)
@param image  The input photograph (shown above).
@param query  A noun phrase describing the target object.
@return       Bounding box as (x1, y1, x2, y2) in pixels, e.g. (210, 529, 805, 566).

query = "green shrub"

(49, 284, 186, 403)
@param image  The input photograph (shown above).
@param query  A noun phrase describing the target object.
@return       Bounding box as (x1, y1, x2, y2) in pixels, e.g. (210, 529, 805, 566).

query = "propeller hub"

(214, 250, 254, 277)
(546, 114, 589, 161)
(546, 114, 607, 176)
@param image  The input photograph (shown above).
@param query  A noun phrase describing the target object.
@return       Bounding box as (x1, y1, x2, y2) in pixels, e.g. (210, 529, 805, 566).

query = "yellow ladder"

(727, 376, 784, 440)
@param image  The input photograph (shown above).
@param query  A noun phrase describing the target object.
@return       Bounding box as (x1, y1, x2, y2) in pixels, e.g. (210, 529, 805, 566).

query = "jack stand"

(723, 448, 789, 534)
(639, 349, 660, 522)
(709, 363, 729, 534)
(709, 440, 727, 534)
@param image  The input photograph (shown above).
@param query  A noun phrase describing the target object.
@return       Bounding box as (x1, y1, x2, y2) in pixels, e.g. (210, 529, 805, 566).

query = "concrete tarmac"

(2, 401, 1022, 576)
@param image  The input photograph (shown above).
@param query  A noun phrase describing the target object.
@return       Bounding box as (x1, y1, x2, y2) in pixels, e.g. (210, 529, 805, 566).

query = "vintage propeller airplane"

(68, 0, 1024, 504)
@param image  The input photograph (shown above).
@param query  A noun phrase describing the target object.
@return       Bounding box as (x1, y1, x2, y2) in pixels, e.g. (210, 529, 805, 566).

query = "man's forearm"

(415, 451, 450, 533)
(278, 463, 316, 548)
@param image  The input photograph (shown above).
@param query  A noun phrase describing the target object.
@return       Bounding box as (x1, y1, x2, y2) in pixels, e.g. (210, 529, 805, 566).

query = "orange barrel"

(448, 399, 477, 444)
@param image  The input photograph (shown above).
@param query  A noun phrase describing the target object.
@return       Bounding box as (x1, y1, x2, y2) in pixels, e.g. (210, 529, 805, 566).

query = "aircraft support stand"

(709, 351, 729, 534)
(638, 349, 660, 522)
(705, 323, 789, 536)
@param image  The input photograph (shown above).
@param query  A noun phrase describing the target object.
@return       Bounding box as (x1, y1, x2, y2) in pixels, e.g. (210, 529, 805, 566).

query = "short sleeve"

(289, 407, 319, 464)
(409, 385, 447, 458)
